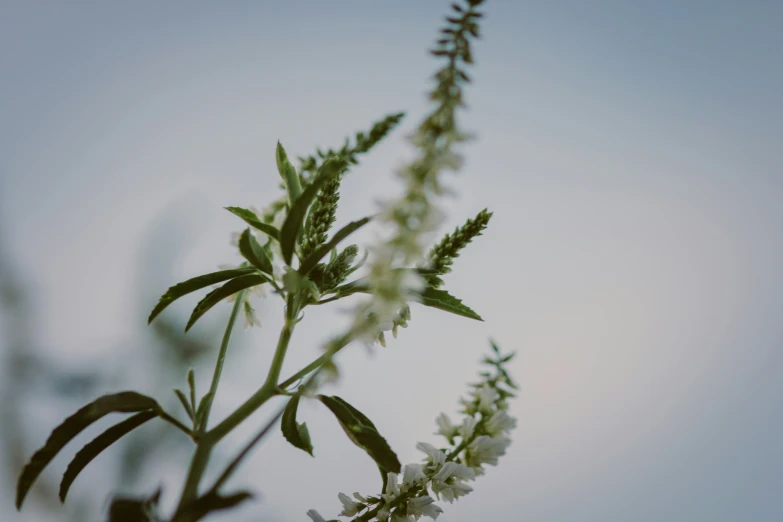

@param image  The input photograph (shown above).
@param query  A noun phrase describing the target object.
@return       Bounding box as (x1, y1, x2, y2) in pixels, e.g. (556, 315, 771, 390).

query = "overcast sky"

(1, 1, 782, 521)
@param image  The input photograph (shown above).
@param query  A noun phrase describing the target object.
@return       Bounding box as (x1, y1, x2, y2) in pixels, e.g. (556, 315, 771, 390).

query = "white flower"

(402, 463, 428, 490)
(430, 462, 475, 503)
(407, 496, 443, 519)
(354, 492, 371, 503)
(459, 416, 476, 440)
(431, 478, 473, 503)
(416, 442, 446, 472)
(382, 472, 401, 503)
(306, 509, 327, 522)
(435, 413, 458, 440)
(466, 435, 511, 469)
(431, 462, 475, 484)
(474, 384, 500, 414)
(338, 492, 362, 517)
(484, 410, 517, 437)
(243, 300, 261, 329)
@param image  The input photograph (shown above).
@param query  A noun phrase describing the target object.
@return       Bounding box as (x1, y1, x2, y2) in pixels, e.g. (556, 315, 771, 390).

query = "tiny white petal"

(306, 509, 327, 522)
(338, 492, 362, 517)
(407, 496, 444, 519)
(459, 416, 476, 440)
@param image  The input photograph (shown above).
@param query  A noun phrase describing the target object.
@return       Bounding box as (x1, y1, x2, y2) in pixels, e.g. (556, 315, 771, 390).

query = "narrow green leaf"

(175, 491, 254, 522)
(59, 410, 158, 502)
(298, 216, 371, 275)
(418, 287, 483, 321)
(331, 278, 482, 321)
(185, 273, 269, 332)
(16, 392, 159, 509)
(318, 395, 401, 474)
(281, 396, 314, 456)
(238, 229, 274, 274)
(174, 389, 194, 421)
(224, 207, 281, 240)
(148, 268, 256, 324)
(187, 369, 197, 411)
(280, 157, 348, 265)
(194, 391, 214, 430)
(277, 141, 302, 204)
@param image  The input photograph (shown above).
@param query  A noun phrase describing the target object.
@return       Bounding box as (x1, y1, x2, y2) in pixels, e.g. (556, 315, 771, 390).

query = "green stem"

(174, 291, 245, 515)
(200, 291, 245, 433)
(158, 410, 194, 439)
(278, 330, 354, 390)
(207, 294, 298, 443)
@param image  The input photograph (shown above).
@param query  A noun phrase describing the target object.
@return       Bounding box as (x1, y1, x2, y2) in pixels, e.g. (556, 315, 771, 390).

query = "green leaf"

(331, 278, 482, 320)
(59, 410, 158, 502)
(225, 207, 281, 240)
(280, 395, 314, 456)
(185, 273, 269, 332)
(148, 267, 257, 324)
(318, 395, 401, 474)
(174, 389, 194, 421)
(187, 369, 197, 411)
(280, 157, 348, 265)
(238, 229, 274, 274)
(175, 491, 254, 522)
(277, 141, 302, 204)
(194, 391, 214, 431)
(298, 216, 371, 275)
(107, 490, 161, 522)
(418, 287, 483, 321)
(16, 391, 159, 509)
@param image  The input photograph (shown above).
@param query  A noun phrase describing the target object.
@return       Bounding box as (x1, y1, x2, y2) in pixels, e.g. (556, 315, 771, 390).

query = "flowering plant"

(14, 1, 516, 521)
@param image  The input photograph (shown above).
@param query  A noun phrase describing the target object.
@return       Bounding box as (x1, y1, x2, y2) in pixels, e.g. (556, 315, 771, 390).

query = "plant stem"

(174, 293, 302, 520)
(157, 410, 194, 439)
(200, 291, 245, 433)
(174, 293, 245, 515)
(278, 330, 354, 390)
(207, 294, 298, 443)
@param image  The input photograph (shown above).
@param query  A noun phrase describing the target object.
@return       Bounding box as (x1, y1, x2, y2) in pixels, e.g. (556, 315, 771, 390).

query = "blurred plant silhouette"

(0, 207, 223, 521)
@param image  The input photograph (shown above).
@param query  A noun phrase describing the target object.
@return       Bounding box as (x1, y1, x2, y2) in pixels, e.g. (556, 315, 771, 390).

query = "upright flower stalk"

(352, 0, 488, 344)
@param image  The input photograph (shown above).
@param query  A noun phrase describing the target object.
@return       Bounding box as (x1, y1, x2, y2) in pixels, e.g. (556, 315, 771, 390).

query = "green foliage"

(175, 490, 254, 522)
(419, 287, 483, 321)
(174, 389, 195, 421)
(280, 157, 348, 265)
(318, 395, 401, 475)
(426, 208, 492, 287)
(193, 391, 215, 431)
(310, 244, 359, 293)
(303, 174, 342, 258)
(276, 141, 302, 205)
(238, 228, 274, 275)
(148, 267, 257, 324)
(185, 273, 270, 331)
(298, 112, 406, 182)
(224, 207, 280, 240)
(298, 217, 370, 276)
(16, 391, 160, 509)
(18, 2, 499, 520)
(281, 395, 314, 456)
(106, 490, 162, 522)
(59, 411, 158, 502)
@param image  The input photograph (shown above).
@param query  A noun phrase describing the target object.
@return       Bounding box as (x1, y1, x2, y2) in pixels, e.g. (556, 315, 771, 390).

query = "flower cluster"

(307, 343, 517, 522)
(349, 0, 486, 346)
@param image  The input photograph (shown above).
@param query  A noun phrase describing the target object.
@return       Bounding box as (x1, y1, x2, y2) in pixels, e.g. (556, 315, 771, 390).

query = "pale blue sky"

(1, 1, 782, 521)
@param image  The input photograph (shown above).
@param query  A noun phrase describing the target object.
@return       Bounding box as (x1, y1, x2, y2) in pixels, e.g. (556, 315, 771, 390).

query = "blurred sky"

(1, 1, 782, 521)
